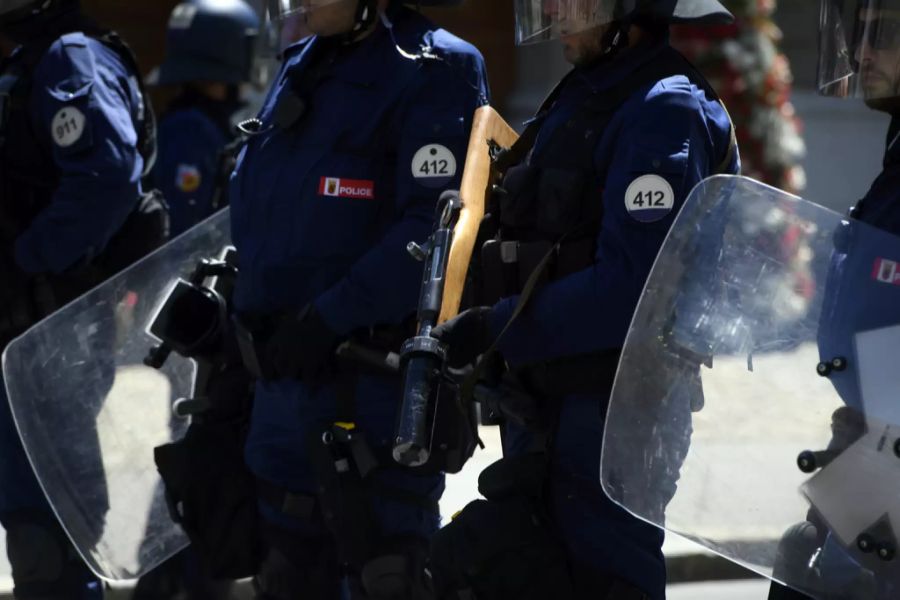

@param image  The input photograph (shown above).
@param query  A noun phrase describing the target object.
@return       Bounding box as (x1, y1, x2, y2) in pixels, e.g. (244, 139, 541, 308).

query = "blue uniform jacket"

(229, 7, 488, 489)
(10, 33, 146, 275)
(487, 40, 738, 367)
(817, 125, 900, 412)
(0, 30, 144, 514)
(152, 95, 236, 236)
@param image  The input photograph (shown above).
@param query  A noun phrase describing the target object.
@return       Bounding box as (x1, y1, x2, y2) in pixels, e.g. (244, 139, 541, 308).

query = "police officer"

(227, 0, 488, 597)
(137, 4, 259, 596)
(428, 1, 738, 598)
(149, 0, 260, 237)
(769, 1, 900, 598)
(0, 0, 164, 598)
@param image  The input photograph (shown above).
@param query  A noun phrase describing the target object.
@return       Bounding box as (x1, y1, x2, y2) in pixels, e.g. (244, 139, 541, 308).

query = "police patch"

(51, 106, 86, 148)
(411, 144, 457, 188)
(873, 257, 900, 286)
(318, 176, 375, 200)
(624, 174, 675, 223)
(176, 164, 202, 193)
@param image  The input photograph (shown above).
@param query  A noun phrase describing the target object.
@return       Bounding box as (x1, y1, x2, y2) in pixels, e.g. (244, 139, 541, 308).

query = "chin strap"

(346, 0, 378, 41)
(600, 20, 631, 59)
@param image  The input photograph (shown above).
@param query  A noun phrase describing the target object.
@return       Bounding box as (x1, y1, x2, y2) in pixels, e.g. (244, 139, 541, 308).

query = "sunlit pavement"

(105, 579, 773, 599)
(0, 421, 763, 598)
(667, 580, 769, 599)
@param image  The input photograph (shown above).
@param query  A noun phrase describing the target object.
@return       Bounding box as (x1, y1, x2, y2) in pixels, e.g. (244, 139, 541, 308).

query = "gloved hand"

(430, 306, 495, 368)
(264, 304, 341, 382)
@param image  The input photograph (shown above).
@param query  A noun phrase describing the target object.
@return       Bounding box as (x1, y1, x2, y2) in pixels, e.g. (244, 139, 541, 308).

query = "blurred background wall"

(81, 0, 889, 213)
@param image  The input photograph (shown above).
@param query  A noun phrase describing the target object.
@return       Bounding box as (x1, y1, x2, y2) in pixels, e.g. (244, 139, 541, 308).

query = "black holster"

(153, 367, 260, 580)
(306, 422, 381, 572)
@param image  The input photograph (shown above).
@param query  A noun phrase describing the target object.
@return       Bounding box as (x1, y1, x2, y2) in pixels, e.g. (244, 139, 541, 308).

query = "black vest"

(478, 46, 733, 306)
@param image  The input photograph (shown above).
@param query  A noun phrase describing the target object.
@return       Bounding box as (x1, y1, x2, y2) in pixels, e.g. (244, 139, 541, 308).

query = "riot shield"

(1, 208, 232, 580)
(601, 175, 900, 599)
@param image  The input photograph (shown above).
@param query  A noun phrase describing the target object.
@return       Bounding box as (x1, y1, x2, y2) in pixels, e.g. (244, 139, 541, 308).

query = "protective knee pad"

(2, 512, 103, 600)
(253, 526, 341, 600)
(428, 498, 572, 600)
(358, 537, 434, 600)
(768, 582, 816, 600)
(133, 548, 233, 600)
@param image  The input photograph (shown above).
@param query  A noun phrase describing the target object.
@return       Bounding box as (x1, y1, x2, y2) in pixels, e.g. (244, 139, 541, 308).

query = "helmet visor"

(514, 0, 617, 46)
(818, 0, 900, 101)
(267, 0, 351, 21)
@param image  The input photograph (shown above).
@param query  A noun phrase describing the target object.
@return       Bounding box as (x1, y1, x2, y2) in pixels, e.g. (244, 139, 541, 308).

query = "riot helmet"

(267, 0, 460, 39)
(514, 0, 733, 46)
(819, 0, 900, 109)
(0, 0, 76, 28)
(149, 0, 261, 86)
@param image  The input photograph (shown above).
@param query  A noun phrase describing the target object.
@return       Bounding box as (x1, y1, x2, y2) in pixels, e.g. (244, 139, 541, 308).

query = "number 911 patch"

(411, 144, 457, 189)
(624, 174, 675, 223)
(51, 106, 87, 148)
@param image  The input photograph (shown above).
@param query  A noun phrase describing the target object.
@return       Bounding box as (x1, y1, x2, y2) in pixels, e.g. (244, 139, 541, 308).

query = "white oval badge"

(411, 144, 457, 188)
(624, 174, 675, 223)
(51, 106, 86, 148)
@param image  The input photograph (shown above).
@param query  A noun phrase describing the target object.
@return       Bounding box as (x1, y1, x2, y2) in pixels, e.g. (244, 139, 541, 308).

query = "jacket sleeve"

(489, 80, 734, 366)
(315, 53, 490, 335)
(14, 35, 144, 275)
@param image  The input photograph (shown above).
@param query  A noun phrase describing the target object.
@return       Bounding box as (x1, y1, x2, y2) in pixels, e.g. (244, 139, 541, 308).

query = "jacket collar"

(573, 35, 671, 95)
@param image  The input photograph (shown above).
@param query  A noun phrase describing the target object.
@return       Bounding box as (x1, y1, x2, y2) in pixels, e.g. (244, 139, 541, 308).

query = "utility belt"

(0, 189, 167, 349)
(233, 309, 411, 381)
(254, 419, 440, 599)
(0, 236, 33, 347)
(479, 236, 595, 306)
(475, 349, 620, 435)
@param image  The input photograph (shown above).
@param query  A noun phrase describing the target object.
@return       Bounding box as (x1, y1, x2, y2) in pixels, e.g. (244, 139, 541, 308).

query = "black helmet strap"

(348, 0, 378, 41)
(600, 20, 631, 58)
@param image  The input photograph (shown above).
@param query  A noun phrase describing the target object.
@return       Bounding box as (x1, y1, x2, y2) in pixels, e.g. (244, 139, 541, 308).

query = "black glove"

(264, 304, 341, 382)
(430, 306, 494, 368)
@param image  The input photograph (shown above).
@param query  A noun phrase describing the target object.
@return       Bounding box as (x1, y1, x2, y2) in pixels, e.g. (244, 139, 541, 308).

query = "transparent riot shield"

(601, 175, 900, 599)
(1, 208, 232, 580)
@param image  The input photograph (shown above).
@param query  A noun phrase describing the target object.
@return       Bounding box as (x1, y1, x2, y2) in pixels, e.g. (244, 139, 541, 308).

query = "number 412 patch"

(624, 174, 675, 223)
(411, 144, 457, 189)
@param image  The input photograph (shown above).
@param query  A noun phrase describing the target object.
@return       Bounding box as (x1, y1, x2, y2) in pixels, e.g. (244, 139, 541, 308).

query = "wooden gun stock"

(438, 106, 518, 324)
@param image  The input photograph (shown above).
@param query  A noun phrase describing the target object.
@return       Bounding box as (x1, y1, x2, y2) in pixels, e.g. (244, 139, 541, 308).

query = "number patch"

(624, 174, 675, 223)
(51, 106, 86, 148)
(411, 144, 457, 188)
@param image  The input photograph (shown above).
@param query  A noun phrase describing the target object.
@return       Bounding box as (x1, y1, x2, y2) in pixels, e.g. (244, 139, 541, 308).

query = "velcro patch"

(318, 177, 375, 200)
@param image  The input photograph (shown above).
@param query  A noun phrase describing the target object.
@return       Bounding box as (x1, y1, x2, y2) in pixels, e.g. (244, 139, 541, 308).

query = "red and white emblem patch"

(872, 257, 900, 285)
(318, 177, 375, 200)
(176, 164, 202, 193)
